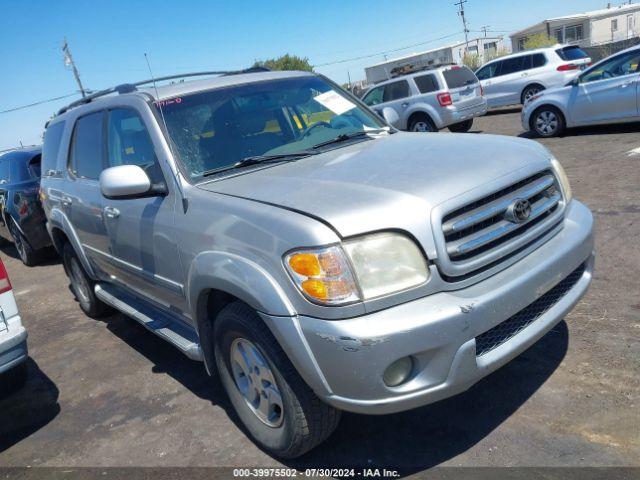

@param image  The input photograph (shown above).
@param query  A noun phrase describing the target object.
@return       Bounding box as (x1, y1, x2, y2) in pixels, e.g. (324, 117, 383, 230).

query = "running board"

(95, 283, 203, 361)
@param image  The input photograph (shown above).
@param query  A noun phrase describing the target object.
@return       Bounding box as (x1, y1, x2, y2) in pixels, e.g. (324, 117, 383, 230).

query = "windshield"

(157, 76, 386, 180)
(442, 66, 478, 89)
(556, 46, 589, 61)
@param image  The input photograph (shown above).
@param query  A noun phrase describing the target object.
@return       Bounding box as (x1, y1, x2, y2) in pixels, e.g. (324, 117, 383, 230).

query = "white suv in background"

(476, 45, 592, 108)
(362, 64, 487, 133)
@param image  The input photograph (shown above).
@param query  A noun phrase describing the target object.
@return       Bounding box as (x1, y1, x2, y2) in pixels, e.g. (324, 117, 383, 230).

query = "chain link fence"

(584, 37, 640, 62)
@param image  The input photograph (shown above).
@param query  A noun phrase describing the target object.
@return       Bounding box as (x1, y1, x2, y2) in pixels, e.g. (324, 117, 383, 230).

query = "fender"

(47, 207, 97, 279)
(187, 250, 296, 318)
(404, 103, 442, 129)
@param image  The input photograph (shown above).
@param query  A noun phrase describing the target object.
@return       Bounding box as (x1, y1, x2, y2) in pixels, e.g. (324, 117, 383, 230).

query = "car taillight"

(557, 63, 580, 71)
(0, 258, 11, 294)
(437, 92, 453, 107)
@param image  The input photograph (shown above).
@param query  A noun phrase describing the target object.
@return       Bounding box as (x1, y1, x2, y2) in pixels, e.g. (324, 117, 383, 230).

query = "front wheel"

(214, 302, 341, 458)
(531, 106, 565, 138)
(448, 119, 474, 133)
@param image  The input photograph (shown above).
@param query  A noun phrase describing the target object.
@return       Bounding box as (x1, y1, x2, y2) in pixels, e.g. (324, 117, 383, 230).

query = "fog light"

(383, 357, 414, 387)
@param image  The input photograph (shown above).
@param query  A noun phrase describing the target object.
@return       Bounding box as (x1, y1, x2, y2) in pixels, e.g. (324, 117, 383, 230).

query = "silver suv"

(476, 45, 592, 108)
(41, 69, 594, 458)
(361, 64, 487, 132)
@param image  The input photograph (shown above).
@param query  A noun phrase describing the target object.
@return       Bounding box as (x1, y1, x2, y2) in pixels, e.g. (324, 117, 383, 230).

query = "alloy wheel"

(535, 111, 558, 136)
(69, 257, 91, 305)
(230, 338, 284, 427)
(9, 223, 27, 263)
(412, 121, 433, 132)
(524, 87, 541, 102)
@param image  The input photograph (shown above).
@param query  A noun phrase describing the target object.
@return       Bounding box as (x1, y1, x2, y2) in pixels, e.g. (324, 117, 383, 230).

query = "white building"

(364, 36, 509, 85)
(510, 2, 640, 52)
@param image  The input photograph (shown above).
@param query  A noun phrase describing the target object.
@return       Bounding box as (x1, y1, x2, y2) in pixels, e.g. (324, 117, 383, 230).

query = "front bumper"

(263, 200, 594, 414)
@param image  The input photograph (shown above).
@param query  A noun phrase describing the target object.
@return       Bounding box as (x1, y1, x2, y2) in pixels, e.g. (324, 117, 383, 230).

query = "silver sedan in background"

(522, 45, 640, 137)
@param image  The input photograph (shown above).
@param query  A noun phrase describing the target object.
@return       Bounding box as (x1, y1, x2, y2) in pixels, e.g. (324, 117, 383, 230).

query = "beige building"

(510, 2, 640, 52)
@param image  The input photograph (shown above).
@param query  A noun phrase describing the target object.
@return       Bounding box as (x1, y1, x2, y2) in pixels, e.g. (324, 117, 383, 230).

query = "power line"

(314, 31, 463, 67)
(0, 92, 79, 115)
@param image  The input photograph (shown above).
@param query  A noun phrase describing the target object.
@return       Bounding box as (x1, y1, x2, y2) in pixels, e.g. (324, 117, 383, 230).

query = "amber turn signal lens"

(301, 279, 328, 300)
(288, 253, 321, 277)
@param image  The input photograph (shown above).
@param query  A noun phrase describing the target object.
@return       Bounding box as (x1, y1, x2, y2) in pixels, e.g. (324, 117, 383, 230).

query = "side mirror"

(100, 165, 165, 200)
(381, 107, 401, 128)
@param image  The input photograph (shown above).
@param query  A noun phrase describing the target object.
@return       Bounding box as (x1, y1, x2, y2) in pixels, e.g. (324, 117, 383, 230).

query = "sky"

(0, 0, 610, 150)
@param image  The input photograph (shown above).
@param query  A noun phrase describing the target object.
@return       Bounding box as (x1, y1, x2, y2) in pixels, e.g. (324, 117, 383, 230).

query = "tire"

(1, 361, 28, 393)
(530, 106, 565, 138)
(522, 84, 545, 105)
(8, 220, 39, 266)
(61, 243, 112, 318)
(409, 114, 437, 133)
(214, 301, 341, 458)
(448, 119, 474, 133)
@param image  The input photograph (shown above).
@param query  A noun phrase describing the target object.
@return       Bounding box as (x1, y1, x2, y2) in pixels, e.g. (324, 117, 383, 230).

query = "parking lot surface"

(0, 109, 638, 473)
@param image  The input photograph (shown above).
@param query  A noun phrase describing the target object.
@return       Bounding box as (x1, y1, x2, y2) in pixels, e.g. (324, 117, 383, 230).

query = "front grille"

(440, 170, 563, 277)
(475, 262, 586, 357)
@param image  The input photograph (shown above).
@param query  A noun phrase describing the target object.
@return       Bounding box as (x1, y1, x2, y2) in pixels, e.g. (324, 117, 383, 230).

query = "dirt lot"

(0, 109, 639, 474)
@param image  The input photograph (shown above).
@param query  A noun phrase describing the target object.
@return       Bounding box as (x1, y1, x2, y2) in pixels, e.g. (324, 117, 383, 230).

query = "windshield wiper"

(200, 151, 315, 177)
(311, 129, 389, 150)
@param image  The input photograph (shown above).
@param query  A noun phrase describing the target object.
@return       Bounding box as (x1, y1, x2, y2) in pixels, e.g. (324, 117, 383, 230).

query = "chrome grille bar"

(442, 174, 555, 234)
(447, 192, 561, 258)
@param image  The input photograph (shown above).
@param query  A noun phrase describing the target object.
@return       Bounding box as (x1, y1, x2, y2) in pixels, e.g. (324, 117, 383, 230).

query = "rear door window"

(556, 46, 590, 61)
(442, 66, 478, 88)
(27, 155, 41, 179)
(383, 80, 410, 102)
(532, 53, 547, 68)
(69, 111, 105, 180)
(414, 74, 439, 93)
(499, 56, 526, 76)
(42, 121, 66, 175)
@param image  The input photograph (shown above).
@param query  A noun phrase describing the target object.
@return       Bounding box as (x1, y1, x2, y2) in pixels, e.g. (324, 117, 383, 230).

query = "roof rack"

(389, 62, 457, 79)
(56, 66, 271, 115)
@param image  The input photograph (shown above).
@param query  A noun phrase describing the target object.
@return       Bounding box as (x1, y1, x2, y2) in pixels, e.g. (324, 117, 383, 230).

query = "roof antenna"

(144, 53, 189, 213)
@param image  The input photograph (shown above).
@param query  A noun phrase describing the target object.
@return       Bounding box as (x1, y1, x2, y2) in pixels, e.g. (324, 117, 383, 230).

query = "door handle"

(620, 81, 634, 88)
(103, 206, 120, 219)
(401, 102, 409, 108)
(61, 196, 72, 206)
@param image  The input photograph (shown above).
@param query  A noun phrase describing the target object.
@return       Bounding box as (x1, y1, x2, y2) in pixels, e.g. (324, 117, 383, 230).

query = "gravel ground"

(0, 109, 638, 474)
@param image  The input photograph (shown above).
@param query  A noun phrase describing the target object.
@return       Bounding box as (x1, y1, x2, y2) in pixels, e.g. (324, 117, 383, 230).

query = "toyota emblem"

(505, 199, 532, 223)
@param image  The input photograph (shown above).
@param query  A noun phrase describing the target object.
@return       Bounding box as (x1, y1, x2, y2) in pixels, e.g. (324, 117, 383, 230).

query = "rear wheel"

(214, 301, 341, 458)
(522, 85, 545, 104)
(62, 243, 112, 318)
(531, 106, 565, 138)
(8, 220, 39, 266)
(448, 119, 474, 133)
(409, 114, 437, 132)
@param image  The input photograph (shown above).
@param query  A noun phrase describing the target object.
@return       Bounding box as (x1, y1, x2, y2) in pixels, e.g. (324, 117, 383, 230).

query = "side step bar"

(95, 283, 203, 361)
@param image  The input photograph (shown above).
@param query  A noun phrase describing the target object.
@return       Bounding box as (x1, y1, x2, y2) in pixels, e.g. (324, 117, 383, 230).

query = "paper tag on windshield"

(314, 90, 356, 115)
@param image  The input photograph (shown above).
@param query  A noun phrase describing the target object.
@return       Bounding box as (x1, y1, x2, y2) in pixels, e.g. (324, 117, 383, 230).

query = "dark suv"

(0, 147, 52, 265)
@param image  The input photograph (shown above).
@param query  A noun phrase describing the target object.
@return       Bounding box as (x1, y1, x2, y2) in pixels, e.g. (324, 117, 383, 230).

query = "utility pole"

(481, 25, 490, 38)
(62, 38, 87, 98)
(454, 0, 470, 52)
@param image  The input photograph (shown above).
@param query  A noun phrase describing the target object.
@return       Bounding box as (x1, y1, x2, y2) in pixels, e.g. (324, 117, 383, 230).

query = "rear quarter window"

(42, 121, 66, 175)
(442, 67, 478, 89)
(414, 74, 439, 94)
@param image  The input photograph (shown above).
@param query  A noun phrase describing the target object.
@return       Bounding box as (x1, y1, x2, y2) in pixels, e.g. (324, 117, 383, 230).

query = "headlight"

(550, 156, 572, 202)
(344, 232, 429, 299)
(285, 233, 429, 306)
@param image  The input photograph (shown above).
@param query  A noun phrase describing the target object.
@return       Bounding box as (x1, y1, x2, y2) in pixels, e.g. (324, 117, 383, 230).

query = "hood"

(198, 133, 551, 237)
